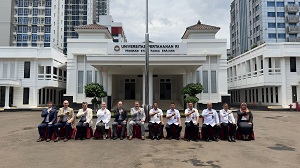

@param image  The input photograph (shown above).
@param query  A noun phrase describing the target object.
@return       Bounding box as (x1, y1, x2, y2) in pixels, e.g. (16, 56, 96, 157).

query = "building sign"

(108, 43, 187, 55)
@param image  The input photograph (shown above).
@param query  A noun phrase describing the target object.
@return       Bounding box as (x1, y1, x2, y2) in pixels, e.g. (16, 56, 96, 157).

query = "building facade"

(64, 21, 228, 110)
(228, 43, 300, 108)
(0, 0, 109, 52)
(230, 0, 300, 57)
(0, 47, 67, 109)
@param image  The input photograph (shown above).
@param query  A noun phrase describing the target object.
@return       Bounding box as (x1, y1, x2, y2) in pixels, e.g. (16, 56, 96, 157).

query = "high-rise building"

(1, 0, 109, 53)
(11, 0, 53, 47)
(96, 0, 110, 22)
(0, 0, 14, 46)
(230, 0, 300, 57)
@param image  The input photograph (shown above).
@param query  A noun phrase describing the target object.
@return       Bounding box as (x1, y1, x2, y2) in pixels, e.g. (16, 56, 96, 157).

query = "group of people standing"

(37, 100, 254, 142)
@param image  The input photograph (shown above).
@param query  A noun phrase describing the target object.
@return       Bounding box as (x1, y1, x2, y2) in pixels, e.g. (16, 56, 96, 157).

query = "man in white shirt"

(220, 103, 236, 142)
(148, 102, 164, 140)
(184, 102, 200, 142)
(166, 102, 182, 140)
(129, 101, 146, 140)
(202, 102, 221, 142)
(95, 102, 111, 140)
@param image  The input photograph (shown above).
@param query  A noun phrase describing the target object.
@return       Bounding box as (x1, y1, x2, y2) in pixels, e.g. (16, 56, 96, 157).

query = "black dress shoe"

(206, 138, 210, 142)
(228, 136, 232, 142)
(113, 136, 117, 140)
(194, 139, 198, 142)
(151, 136, 155, 140)
(168, 136, 172, 140)
(175, 137, 180, 140)
(213, 137, 219, 142)
(187, 139, 190, 142)
(231, 137, 236, 142)
(120, 137, 124, 140)
(156, 136, 160, 140)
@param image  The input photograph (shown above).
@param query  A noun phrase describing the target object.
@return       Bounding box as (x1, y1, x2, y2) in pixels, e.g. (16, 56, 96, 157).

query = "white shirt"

(96, 108, 111, 129)
(202, 108, 219, 126)
(166, 109, 180, 125)
(185, 108, 199, 123)
(149, 108, 163, 124)
(219, 109, 235, 124)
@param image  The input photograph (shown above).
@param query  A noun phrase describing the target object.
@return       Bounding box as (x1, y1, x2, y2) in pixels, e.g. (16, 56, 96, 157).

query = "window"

(87, 71, 92, 84)
(32, 26, 37, 33)
(288, 2, 295, 6)
(23, 88, 30, 104)
(256, 89, 259, 103)
(255, 15, 260, 22)
(262, 88, 264, 103)
(268, 33, 276, 39)
(203, 71, 208, 93)
(45, 9, 51, 16)
(269, 58, 272, 68)
(268, 23, 276, 28)
(249, 90, 252, 103)
(278, 33, 286, 39)
(267, 12, 275, 17)
(277, 23, 285, 28)
(45, 17, 51, 24)
(211, 70, 217, 93)
(245, 90, 248, 102)
(33, 9, 38, 16)
(46, 66, 51, 74)
(44, 34, 50, 42)
(270, 87, 274, 103)
(32, 34, 37, 42)
(276, 2, 284, 7)
(292, 86, 297, 103)
(24, 62, 30, 78)
(45, 26, 51, 33)
(78, 71, 84, 94)
(267, 1, 275, 7)
(275, 87, 279, 103)
(290, 57, 296, 72)
(266, 88, 269, 103)
(196, 71, 200, 83)
(18, 8, 23, 15)
(277, 12, 285, 17)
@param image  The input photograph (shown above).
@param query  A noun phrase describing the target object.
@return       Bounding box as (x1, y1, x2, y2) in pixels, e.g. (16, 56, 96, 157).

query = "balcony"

(286, 15, 300, 23)
(286, 5, 299, 13)
(287, 37, 300, 42)
(287, 26, 300, 34)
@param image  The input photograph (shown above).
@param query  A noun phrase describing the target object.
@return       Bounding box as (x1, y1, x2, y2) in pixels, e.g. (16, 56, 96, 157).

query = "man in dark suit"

(37, 101, 57, 142)
(112, 101, 127, 140)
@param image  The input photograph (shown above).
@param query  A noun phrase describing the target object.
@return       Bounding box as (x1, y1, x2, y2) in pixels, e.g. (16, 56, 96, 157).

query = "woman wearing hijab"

(237, 102, 253, 140)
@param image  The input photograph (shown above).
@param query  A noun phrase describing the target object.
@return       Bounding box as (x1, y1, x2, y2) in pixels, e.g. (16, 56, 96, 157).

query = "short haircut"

(223, 103, 228, 106)
(47, 101, 53, 104)
(170, 102, 175, 105)
(82, 102, 88, 105)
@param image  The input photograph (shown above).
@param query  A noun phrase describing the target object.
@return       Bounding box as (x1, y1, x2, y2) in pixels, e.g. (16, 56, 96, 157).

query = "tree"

(181, 83, 203, 104)
(85, 83, 107, 110)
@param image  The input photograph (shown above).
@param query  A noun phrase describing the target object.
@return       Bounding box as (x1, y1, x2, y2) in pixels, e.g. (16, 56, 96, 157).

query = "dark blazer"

(41, 108, 57, 124)
(114, 108, 128, 122)
(237, 110, 253, 124)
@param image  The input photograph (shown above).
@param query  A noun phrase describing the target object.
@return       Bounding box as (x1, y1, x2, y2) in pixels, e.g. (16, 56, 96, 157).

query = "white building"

(64, 21, 228, 109)
(228, 43, 300, 108)
(230, 0, 300, 57)
(0, 47, 67, 109)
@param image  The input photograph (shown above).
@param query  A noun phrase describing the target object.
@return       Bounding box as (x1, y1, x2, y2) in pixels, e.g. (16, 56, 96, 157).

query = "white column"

(192, 70, 197, 83)
(32, 59, 38, 107)
(97, 69, 101, 84)
(4, 86, 10, 109)
(107, 74, 112, 96)
(102, 70, 108, 93)
(149, 69, 154, 106)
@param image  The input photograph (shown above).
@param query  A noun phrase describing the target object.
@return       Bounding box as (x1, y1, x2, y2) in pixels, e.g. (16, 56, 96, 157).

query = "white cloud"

(110, 0, 231, 47)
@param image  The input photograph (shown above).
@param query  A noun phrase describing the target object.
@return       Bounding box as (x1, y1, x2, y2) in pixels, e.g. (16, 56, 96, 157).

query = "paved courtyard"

(0, 111, 299, 168)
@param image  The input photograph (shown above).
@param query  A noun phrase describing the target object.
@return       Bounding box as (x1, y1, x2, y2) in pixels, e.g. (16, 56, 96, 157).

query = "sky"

(110, 0, 232, 47)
